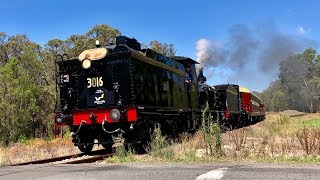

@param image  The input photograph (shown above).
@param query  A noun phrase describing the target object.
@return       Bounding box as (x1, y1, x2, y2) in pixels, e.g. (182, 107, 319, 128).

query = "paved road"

(0, 162, 319, 180)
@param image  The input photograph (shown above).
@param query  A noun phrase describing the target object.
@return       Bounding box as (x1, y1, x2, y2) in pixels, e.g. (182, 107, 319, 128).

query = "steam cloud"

(196, 21, 316, 92)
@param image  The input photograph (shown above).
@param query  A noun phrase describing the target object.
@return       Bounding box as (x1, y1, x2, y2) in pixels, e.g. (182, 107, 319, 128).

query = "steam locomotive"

(54, 36, 265, 153)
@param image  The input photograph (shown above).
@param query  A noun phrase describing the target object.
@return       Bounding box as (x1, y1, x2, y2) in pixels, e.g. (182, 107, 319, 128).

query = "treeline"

(0, 24, 175, 145)
(260, 48, 320, 113)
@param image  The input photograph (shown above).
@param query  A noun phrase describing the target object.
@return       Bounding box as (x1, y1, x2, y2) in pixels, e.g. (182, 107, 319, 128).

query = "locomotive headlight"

(110, 109, 121, 121)
(55, 113, 72, 125)
(55, 113, 64, 125)
(82, 59, 91, 69)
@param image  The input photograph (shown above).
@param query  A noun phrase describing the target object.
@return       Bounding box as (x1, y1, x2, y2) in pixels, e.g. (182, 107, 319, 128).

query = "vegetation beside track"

(2, 111, 320, 166)
(107, 112, 320, 164)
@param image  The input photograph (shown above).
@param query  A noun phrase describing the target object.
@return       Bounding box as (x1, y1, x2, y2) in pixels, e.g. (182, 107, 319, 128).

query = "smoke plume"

(196, 21, 317, 92)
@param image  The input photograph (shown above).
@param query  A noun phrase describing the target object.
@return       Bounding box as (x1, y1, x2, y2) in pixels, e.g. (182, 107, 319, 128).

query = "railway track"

(11, 149, 114, 166)
(61, 153, 113, 164)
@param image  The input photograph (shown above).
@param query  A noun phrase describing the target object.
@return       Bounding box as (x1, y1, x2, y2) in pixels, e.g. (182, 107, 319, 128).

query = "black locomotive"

(54, 36, 265, 153)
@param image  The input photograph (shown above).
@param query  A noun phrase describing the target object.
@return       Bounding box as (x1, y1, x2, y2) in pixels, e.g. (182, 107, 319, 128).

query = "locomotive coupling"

(89, 113, 97, 122)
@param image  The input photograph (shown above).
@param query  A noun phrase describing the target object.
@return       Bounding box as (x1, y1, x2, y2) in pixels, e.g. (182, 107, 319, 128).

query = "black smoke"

(196, 21, 317, 92)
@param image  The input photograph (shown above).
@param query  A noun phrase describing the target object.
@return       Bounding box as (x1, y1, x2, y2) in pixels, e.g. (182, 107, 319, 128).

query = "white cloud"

(296, 26, 311, 34)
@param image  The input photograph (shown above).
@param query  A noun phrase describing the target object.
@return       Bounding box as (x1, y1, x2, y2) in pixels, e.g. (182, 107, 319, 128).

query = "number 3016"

(87, 77, 103, 88)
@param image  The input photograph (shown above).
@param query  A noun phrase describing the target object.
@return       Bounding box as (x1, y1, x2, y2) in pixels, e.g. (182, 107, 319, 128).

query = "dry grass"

(105, 113, 320, 164)
(0, 147, 11, 166)
(2, 112, 320, 165)
(218, 113, 320, 161)
(151, 112, 320, 163)
(174, 132, 205, 158)
(5, 137, 79, 164)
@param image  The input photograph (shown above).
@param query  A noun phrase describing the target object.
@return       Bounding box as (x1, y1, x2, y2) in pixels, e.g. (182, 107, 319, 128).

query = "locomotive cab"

(170, 56, 199, 109)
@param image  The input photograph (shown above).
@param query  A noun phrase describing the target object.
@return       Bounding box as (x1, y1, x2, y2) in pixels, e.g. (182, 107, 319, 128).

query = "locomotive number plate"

(87, 77, 103, 88)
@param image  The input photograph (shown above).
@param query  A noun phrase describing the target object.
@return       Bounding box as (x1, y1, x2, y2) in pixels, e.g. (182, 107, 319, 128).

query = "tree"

(149, 40, 176, 56)
(260, 80, 289, 111)
(0, 39, 56, 144)
(262, 48, 320, 112)
(0, 32, 8, 65)
(45, 39, 65, 55)
(86, 24, 121, 46)
(53, 24, 122, 59)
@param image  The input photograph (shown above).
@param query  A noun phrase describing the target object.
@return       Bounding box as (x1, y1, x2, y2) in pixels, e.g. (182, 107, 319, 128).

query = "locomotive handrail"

(54, 54, 64, 112)
(55, 54, 64, 63)
(131, 50, 185, 77)
(63, 53, 69, 60)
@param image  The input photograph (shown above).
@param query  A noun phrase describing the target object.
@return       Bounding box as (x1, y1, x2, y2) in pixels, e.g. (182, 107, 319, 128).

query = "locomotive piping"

(102, 119, 125, 134)
(71, 120, 86, 136)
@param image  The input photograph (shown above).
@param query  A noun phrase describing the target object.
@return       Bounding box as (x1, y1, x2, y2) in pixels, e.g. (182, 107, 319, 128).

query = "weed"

(279, 134, 296, 156)
(277, 114, 290, 125)
(17, 135, 29, 144)
(177, 148, 198, 162)
(296, 127, 320, 156)
(254, 135, 269, 158)
(105, 145, 136, 163)
(228, 128, 248, 151)
(214, 115, 222, 157)
(150, 127, 169, 151)
(149, 127, 175, 160)
(263, 115, 290, 138)
(201, 102, 222, 157)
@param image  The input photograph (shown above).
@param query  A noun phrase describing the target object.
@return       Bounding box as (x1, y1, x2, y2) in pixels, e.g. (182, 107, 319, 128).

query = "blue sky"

(0, 0, 319, 92)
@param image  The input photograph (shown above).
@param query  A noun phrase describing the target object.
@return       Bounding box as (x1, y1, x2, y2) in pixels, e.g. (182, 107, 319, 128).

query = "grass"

(2, 112, 320, 165)
(304, 118, 320, 128)
(4, 137, 80, 164)
(149, 127, 175, 160)
(136, 112, 320, 164)
(105, 145, 137, 163)
(278, 113, 320, 133)
(0, 147, 11, 166)
(257, 156, 320, 164)
(219, 113, 320, 161)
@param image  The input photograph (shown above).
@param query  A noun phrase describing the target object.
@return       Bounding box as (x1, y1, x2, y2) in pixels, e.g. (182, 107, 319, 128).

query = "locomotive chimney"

(197, 68, 207, 83)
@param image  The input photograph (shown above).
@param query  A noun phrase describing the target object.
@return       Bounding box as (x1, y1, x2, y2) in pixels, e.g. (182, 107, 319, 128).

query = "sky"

(0, 0, 319, 92)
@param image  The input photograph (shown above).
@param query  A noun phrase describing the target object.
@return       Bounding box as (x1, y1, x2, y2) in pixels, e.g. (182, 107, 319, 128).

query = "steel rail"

(61, 153, 114, 164)
(10, 149, 111, 166)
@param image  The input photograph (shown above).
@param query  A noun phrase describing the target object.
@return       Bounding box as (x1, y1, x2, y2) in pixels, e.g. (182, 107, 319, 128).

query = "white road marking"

(195, 168, 227, 180)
